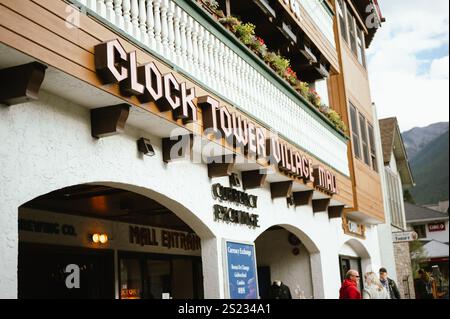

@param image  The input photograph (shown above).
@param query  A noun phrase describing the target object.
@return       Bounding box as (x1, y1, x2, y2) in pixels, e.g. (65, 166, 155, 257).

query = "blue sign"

(226, 241, 259, 299)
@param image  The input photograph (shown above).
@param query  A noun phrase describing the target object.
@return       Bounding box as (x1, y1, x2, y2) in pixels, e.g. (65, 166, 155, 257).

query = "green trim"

(67, 0, 350, 176)
(175, 0, 348, 142)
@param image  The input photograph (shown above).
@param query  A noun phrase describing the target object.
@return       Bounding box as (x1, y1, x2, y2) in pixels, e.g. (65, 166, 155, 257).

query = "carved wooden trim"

(328, 205, 345, 219)
(292, 190, 314, 206)
(312, 198, 330, 213)
(91, 104, 130, 138)
(242, 170, 267, 190)
(270, 181, 293, 199)
(207, 155, 235, 178)
(0, 62, 47, 105)
(162, 134, 193, 163)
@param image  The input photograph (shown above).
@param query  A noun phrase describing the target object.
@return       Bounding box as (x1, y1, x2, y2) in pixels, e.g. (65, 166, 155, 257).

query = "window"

(356, 27, 366, 68)
(359, 113, 370, 166)
(386, 169, 405, 229)
(413, 225, 427, 239)
(349, 104, 361, 159)
(337, 0, 348, 42)
(347, 11, 357, 55)
(340, 1, 366, 67)
(314, 80, 329, 107)
(367, 124, 378, 172)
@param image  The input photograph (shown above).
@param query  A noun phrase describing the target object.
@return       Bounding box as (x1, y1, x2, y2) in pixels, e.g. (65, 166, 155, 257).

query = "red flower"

(257, 37, 265, 46)
(286, 67, 297, 78)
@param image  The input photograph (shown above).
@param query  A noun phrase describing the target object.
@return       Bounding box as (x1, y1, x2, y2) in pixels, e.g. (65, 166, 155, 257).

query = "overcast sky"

(367, 0, 449, 132)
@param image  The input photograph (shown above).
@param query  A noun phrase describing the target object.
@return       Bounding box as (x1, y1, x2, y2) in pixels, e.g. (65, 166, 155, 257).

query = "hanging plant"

(200, 0, 224, 17)
(219, 16, 241, 31)
(307, 88, 321, 107)
(327, 109, 348, 133)
(205, 2, 347, 134)
(284, 67, 298, 86)
(295, 81, 310, 99)
(233, 23, 257, 47)
(270, 55, 291, 77)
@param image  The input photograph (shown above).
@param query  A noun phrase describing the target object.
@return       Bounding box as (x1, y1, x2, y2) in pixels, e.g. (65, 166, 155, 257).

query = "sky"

(367, 0, 449, 132)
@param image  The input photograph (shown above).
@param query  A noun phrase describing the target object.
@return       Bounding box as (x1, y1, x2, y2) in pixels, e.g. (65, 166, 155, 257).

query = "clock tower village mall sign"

(94, 40, 339, 195)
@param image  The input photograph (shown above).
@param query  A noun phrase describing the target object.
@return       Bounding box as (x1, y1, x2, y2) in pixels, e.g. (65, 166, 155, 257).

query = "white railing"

(75, 0, 349, 175)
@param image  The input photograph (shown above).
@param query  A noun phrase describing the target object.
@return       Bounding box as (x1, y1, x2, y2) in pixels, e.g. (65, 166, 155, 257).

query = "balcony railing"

(72, 0, 349, 176)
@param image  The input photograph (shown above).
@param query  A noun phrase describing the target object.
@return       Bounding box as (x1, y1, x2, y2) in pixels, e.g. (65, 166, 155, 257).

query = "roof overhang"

(407, 217, 449, 224)
(352, 0, 384, 48)
(392, 124, 415, 187)
(345, 210, 385, 225)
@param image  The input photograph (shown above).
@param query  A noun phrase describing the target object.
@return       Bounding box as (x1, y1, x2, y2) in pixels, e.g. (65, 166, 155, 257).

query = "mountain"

(402, 122, 449, 160)
(407, 130, 449, 205)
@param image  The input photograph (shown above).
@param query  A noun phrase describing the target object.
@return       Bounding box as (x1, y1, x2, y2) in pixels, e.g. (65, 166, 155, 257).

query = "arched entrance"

(254, 225, 320, 299)
(339, 239, 372, 290)
(18, 183, 215, 299)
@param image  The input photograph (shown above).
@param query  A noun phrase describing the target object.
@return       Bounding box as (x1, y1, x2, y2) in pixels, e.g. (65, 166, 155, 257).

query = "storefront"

(0, 0, 386, 299)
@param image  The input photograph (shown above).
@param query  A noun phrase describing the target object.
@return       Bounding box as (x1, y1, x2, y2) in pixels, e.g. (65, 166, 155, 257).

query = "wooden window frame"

(367, 124, 378, 172)
(349, 103, 361, 159)
(359, 113, 371, 166)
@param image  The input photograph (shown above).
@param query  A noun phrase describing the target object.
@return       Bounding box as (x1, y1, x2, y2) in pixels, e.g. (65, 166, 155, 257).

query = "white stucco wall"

(255, 229, 313, 299)
(372, 106, 398, 282)
(0, 91, 382, 298)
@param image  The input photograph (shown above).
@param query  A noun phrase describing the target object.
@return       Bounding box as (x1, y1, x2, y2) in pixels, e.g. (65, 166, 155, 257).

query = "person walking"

(363, 272, 389, 299)
(379, 267, 401, 299)
(339, 270, 362, 299)
(416, 269, 435, 299)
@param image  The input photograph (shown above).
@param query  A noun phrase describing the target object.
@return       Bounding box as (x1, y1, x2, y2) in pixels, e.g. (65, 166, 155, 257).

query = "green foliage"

(203, 0, 219, 10)
(327, 109, 347, 133)
(233, 23, 256, 46)
(410, 240, 428, 279)
(404, 189, 416, 204)
(295, 81, 310, 98)
(212, 5, 348, 135)
(218, 16, 241, 29)
(409, 131, 449, 204)
(307, 89, 321, 107)
(270, 55, 291, 77)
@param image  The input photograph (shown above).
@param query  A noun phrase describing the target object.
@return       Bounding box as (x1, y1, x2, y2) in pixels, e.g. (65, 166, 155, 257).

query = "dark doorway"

(119, 251, 204, 299)
(257, 266, 271, 299)
(18, 243, 114, 299)
(339, 255, 363, 289)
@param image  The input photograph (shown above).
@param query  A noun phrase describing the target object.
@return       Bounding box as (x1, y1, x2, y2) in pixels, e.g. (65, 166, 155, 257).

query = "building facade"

(0, 0, 386, 299)
(405, 202, 449, 297)
(377, 117, 416, 299)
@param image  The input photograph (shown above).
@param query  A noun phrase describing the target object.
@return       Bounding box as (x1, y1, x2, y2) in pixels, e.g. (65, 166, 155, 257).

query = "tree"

(409, 240, 427, 278)
(404, 189, 416, 204)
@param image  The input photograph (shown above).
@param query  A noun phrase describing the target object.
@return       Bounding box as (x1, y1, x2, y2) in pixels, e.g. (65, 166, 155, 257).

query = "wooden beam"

(312, 198, 330, 213)
(162, 134, 193, 163)
(0, 62, 47, 105)
(270, 181, 293, 199)
(328, 205, 345, 219)
(207, 155, 235, 178)
(91, 104, 130, 138)
(242, 170, 267, 190)
(292, 190, 314, 206)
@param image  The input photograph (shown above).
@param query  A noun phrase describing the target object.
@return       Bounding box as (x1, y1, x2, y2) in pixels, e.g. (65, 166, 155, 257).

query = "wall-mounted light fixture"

(91, 233, 109, 244)
(137, 137, 155, 157)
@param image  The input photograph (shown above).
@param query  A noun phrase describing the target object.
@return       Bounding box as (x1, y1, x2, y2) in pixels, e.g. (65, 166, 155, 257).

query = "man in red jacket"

(339, 270, 362, 299)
